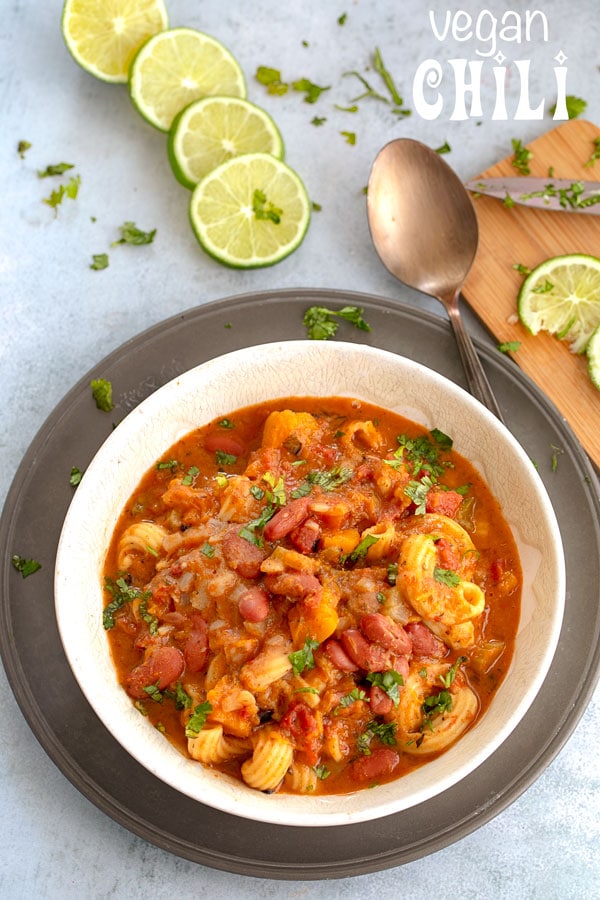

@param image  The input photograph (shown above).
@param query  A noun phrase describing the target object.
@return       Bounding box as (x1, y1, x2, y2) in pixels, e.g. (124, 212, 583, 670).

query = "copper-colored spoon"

(367, 138, 504, 422)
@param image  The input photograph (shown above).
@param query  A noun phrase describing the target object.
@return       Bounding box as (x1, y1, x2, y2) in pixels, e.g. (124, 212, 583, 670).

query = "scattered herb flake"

(90, 253, 109, 271)
(313, 763, 331, 780)
(513, 263, 531, 276)
(252, 188, 282, 224)
(366, 670, 404, 706)
(511, 138, 533, 175)
(303, 304, 371, 340)
(103, 577, 151, 630)
(200, 542, 215, 558)
(552, 95, 587, 120)
(185, 702, 213, 737)
(69, 466, 83, 487)
(357, 720, 397, 754)
(11, 555, 42, 578)
(38, 162, 74, 178)
(292, 77, 331, 104)
(112, 221, 156, 246)
(551, 444, 564, 472)
(43, 174, 81, 211)
(219, 418, 234, 429)
(216, 450, 237, 467)
(338, 13, 347, 25)
(433, 567, 461, 587)
(311, 115, 327, 126)
(255, 65, 288, 95)
(435, 141, 451, 154)
(156, 458, 179, 472)
(498, 341, 521, 353)
(306, 465, 353, 492)
(90, 378, 114, 412)
(289, 638, 320, 676)
(341, 130, 356, 145)
(342, 533, 380, 564)
(584, 137, 600, 168)
(181, 465, 200, 486)
(17, 140, 31, 158)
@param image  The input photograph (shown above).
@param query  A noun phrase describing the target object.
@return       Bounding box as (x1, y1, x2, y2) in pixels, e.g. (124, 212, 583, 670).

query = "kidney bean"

(361, 613, 412, 656)
(125, 646, 184, 699)
(183, 616, 209, 673)
(324, 638, 360, 673)
(222, 530, 268, 578)
(340, 629, 391, 672)
(263, 497, 310, 542)
(404, 622, 446, 658)
(290, 517, 321, 554)
(349, 747, 399, 782)
(238, 587, 270, 622)
(369, 684, 393, 716)
(264, 571, 321, 599)
(203, 432, 246, 457)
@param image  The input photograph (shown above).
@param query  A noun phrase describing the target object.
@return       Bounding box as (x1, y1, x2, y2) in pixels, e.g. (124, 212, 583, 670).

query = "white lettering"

(452, 11, 473, 40)
(499, 11, 522, 43)
(429, 10, 452, 41)
(491, 66, 508, 120)
(449, 59, 483, 120)
(475, 10, 498, 58)
(513, 60, 545, 119)
(525, 10, 549, 42)
(412, 59, 444, 120)
(552, 66, 569, 120)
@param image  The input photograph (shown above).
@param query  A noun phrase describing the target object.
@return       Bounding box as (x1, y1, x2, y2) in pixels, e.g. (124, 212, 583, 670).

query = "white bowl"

(55, 341, 565, 827)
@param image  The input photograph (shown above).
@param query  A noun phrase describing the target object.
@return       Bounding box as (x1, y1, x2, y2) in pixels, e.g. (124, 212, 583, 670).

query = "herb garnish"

(289, 638, 320, 675)
(253, 189, 282, 224)
(11, 555, 42, 578)
(305, 465, 353, 492)
(585, 136, 600, 168)
(293, 77, 330, 104)
(511, 138, 533, 175)
(357, 720, 397, 754)
(185, 702, 213, 737)
(335, 688, 368, 713)
(102, 577, 151, 630)
(17, 140, 31, 158)
(181, 465, 200, 486)
(341, 533, 380, 565)
(366, 670, 404, 706)
(421, 656, 467, 731)
(90, 253, 109, 270)
(112, 221, 156, 246)
(90, 378, 114, 412)
(43, 174, 81, 212)
(433, 566, 461, 588)
(498, 341, 521, 353)
(69, 466, 83, 487)
(215, 450, 237, 467)
(303, 305, 371, 340)
(552, 94, 587, 120)
(435, 141, 451, 154)
(38, 162, 74, 178)
(341, 131, 356, 145)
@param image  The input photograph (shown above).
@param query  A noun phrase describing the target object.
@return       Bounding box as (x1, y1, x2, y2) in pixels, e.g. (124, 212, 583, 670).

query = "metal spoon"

(367, 138, 504, 422)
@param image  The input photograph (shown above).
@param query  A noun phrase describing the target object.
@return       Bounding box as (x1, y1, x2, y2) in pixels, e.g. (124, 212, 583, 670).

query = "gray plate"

(1, 288, 599, 880)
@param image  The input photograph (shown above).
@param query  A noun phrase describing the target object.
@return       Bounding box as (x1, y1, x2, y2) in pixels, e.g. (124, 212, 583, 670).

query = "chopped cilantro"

(584, 136, 600, 168)
(11, 554, 42, 578)
(498, 341, 521, 353)
(218, 418, 234, 429)
(532, 279, 554, 294)
(311, 116, 327, 126)
(338, 13, 347, 25)
(38, 162, 74, 178)
(430, 428, 453, 451)
(253, 188, 282, 224)
(513, 263, 531, 276)
(422, 690, 453, 729)
(185, 701, 213, 737)
(435, 141, 451, 154)
(43, 174, 81, 211)
(395, 433, 446, 478)
(17, 140, 31, 158)
(90, 253, 109, 271)
(91, 378, 114, 412)
(313, 763, 331, 780)
(292, 77, 330, 103)
(405, 474, 436, 514)
(69, 466, 83, 487)
(511, 138, 532, 175)
(289, 637, 320, 676)
(341, 131, 356, 145)
(181, 465, 200, 486)
(143, 682, 163, 702)
(200, 542, 215, 558)
(357, 720, 397, 754)
(341, 533, 380, 565)
(366, 670, 404, 706)
(255, 65, 288, 95)
(139, 598, 159, 635)
(305, 465, 353, 492)
(156, 459, 179, 472)
(303, 304, 371, 340)
(433, 566, 461, 587)
(215, 450, 237, 467)
(112, 221, 156, 246)
(552, 95, 587, 120)
(334, 688, 367, 714)
(102, 577, 151, 630)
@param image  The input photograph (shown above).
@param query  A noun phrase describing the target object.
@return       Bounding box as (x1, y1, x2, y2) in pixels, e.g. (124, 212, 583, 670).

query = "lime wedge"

(189, 152, 310, 269)
(518, 253, 600, 354)
(61, 0, 168, 83)
(587, 324, 600, 390)
(129, 27, 246, 132)
(168, 96, 284, 189)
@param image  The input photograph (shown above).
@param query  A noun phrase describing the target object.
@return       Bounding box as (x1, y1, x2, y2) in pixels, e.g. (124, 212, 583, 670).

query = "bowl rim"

(54, 340, 565, 827)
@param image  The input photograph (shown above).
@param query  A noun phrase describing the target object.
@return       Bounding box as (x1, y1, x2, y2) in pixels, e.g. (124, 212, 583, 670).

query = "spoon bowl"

(367, 138, 503, 420)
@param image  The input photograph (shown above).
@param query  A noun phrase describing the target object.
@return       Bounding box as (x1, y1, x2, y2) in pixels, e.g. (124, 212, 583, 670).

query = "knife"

(465, 176, 600, 215)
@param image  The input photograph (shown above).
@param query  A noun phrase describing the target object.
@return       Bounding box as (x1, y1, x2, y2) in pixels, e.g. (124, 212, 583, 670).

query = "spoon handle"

(447, 292, 505, 423)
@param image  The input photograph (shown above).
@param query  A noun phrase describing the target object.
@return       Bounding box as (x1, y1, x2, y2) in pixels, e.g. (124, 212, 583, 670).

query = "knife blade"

(465, 176, 600, 215)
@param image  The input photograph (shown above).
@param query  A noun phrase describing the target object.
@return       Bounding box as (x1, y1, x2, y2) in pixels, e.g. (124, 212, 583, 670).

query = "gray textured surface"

(1, 1, 599, 897)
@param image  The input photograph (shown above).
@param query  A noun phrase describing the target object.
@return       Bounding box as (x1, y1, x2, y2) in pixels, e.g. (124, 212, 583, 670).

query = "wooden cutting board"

(462, 118, 600, 467)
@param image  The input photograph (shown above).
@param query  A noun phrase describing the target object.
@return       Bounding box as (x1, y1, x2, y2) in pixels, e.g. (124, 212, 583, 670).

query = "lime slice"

(61, 0, 168, 83)
(587, 324, 600, 390)
(168, 96, 284, 189)
(518, 253, 600, 354)
(189, 152, 310, 269)
(129, 27, 246, 132)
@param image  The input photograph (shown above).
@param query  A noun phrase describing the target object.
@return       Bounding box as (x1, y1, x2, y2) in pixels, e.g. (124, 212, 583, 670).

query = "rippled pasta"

(103, 396, 521, 796)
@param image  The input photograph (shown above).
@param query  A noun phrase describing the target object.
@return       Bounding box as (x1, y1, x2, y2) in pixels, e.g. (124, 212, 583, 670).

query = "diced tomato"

(425, 489, 463, 518)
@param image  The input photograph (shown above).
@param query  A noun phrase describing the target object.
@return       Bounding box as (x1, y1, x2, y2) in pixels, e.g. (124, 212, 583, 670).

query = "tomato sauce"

(103, 397, 521, 796)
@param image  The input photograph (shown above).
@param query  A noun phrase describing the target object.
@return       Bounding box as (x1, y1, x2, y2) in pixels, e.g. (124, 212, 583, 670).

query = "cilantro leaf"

(253, 188, 282, 224)
(17, 140, 31, 159)
(102, 577, 151, 630)
(43, 174, 81, 211)
(303, 305, 371, 340)
(341, 533, 380, 565)
(11, 554, 42, 578)
(552, 95, 587, 120)
(498, 341, 521, 353)
(511, 138, 532, 175)
(181, 465, 200, 486)
(185, 701, 213, 737)
(69, 466, 83, 487)
(289, 637, 320, 675)
(91, 378, 114, 412)
(305, 465, 353, 492)
(112, 221, 156, 246)
(433, 567, 461, 587)
(435, 141, 451, 154)
(38, 162, 74, 178)
(341, 131, 356, 145)
(255, 66, 288, 95)
(366, 670, 404, 706)
(90, 253, 109, 271)
(357, 720, 397, 754)
(292, 77, 330, 103)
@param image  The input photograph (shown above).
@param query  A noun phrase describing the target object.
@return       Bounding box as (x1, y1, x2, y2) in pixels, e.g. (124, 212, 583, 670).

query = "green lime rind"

(189, 152, 310, 270)
(517, 253, 600, 354)
(128, 27, 246, 132)
(61, 0, 169, 84)
(586, 323, 600, 391)
(167, 96, 284, 190)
